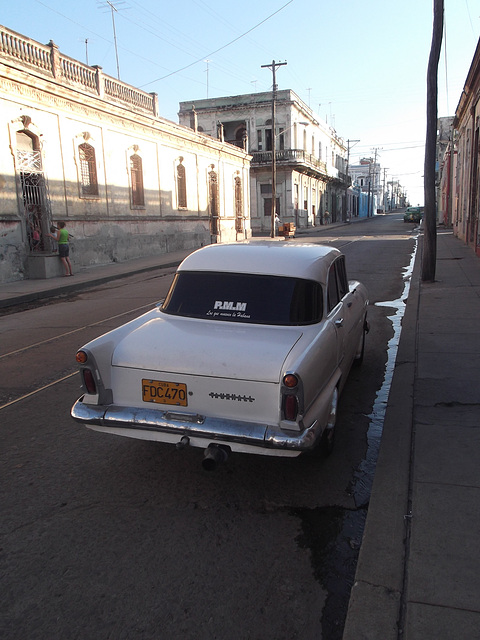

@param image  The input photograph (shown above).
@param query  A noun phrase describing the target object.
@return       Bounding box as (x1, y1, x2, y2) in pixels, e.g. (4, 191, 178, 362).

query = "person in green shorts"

(49, 221, 74, 276)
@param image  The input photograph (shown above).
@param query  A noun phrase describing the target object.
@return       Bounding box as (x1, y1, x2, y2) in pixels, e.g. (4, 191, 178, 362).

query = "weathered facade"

(436, 38, 480, 254)
(436, 117, 455, 226)
(179, 90, 351, 233)
(450, 37, 480, 254)
(0, 25, 251, 283)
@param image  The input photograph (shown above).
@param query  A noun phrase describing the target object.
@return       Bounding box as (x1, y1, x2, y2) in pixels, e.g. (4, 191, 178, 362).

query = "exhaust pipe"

(202, 444, 228, 471)
(176, 436, 190, 450)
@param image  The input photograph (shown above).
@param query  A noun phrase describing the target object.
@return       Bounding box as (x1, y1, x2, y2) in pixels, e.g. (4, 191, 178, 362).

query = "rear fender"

(301, 368, 342, 433)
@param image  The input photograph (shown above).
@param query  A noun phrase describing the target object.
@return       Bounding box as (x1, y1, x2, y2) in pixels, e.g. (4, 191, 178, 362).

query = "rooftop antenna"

(79, 37, 96, 65)
(98, 1, 125, 79)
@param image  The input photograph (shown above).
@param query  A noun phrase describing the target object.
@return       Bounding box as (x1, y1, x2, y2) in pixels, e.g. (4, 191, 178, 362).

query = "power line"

(139, 0, 294, 87)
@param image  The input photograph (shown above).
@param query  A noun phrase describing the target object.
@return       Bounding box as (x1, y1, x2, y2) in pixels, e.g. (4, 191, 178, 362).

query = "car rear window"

(161, 272, 323, 325)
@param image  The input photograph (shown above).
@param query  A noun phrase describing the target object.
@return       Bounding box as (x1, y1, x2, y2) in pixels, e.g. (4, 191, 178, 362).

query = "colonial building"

(435, 37, 480, 254)
(179, 90, 351, 233)
(0, 25, 251, 284)
(436, 116, 454, 226)
(450, 37, 480, 254)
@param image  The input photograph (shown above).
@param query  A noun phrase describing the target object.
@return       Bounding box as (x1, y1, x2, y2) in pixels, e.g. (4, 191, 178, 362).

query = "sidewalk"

(343, 229, 480, 639)
(0, 248, 193, 310)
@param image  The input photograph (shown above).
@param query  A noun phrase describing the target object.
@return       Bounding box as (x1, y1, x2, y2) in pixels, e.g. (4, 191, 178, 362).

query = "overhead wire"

(139, 0, 295, 86)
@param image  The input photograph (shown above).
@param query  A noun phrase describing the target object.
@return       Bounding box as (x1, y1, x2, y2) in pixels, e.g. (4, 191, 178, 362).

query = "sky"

(2, 0, 479, 205)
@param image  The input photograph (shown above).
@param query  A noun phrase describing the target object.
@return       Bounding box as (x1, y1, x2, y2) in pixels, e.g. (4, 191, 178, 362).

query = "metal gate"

(16, 148, 54, 253)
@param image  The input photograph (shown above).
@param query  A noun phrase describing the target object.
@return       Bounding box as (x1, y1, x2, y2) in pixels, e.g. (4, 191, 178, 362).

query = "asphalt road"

(0, 213, 418, 640)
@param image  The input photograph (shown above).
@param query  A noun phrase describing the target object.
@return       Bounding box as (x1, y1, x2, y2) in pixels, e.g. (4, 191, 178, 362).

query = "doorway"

(16, 130, 53, 253)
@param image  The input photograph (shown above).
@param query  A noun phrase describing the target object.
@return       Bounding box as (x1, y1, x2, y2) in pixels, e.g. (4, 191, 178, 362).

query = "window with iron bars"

(209, 170, 219, 235)
(130, 154, 145, 207)
(79, 143, 99, 197)
(234, 176, 243, 232)
(177, 163, 187, 209)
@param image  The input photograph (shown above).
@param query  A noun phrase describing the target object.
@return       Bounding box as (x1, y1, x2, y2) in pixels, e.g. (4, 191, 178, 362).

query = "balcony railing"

(251, 149, 328, 175)
(0, 25, 158, 117)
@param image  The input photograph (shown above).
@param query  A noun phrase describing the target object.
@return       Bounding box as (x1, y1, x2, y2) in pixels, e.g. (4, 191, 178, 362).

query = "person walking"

(48, 221, 74, 276)
(274, 213, 281, 236)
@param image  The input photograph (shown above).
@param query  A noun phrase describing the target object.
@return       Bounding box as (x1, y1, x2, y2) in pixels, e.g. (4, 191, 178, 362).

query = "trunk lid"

(110, 315, 303, 424)
(112, 314, 302, 383)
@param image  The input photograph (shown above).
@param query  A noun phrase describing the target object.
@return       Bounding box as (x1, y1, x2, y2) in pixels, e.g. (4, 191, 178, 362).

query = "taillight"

(282, 373, 300, 421)
(76, 350, 88, 364)
(284, 394, 298, 421)
(82, 369, 97, 394)
(283, 374, 298, 388)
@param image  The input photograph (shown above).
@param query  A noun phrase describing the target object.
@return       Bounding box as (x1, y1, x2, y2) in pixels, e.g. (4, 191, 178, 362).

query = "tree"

(422, 0, 444, 282)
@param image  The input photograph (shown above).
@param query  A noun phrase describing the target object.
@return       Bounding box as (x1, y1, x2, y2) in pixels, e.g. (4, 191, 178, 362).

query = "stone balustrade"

(0, 25, 158, 117)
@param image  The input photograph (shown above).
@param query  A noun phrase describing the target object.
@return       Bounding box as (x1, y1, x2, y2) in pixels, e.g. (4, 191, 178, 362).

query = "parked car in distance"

(71, 242, 369, 469)
(404, 206, 424, 223)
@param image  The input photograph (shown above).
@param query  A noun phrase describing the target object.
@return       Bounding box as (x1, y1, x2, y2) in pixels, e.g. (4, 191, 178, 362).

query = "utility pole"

(205, 59, 211, 98)
(261, 60, 287, 238)
(422, 0, 444, 282)
(346, 139, 360, 183)
(367, 162, 371, 218)
(371, 148, 379, 216)
(383, 168, 389, 212)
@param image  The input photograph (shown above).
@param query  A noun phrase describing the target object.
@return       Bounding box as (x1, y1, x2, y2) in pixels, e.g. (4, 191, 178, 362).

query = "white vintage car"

(71, 242, 369, 469)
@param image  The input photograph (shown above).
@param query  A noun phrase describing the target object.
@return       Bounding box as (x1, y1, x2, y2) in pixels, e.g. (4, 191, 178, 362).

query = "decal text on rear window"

(214, 301, 247, 311)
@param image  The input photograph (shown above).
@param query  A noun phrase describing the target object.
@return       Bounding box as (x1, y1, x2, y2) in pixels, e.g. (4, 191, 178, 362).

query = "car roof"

(177, 241, 342, 282)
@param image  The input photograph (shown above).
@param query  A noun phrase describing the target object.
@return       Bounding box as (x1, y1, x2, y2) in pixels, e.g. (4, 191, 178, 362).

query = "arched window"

(209, 169, 219, 235)
(79, 143, 98, 196)
(177, 161, 187, 209)
(235, 176, 243, 233)
(130, 154, 144, 207)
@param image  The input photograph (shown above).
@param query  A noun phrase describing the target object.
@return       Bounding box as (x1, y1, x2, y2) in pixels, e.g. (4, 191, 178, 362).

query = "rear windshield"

(161, 272, 323, 325)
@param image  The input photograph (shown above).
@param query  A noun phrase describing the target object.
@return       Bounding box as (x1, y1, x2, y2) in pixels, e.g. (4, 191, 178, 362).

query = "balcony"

(332, 171, 352, 187)
(251, 149, 328, 178)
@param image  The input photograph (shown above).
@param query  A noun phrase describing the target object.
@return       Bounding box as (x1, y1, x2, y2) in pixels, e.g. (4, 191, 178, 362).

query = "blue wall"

(357, 190, 377, 218)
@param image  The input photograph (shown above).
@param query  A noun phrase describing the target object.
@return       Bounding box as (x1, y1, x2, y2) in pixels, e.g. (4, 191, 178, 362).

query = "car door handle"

(335, 318, 344, 328)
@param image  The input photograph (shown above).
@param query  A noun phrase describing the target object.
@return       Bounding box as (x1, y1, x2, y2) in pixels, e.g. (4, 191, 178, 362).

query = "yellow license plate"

(142, 379, 188, 407)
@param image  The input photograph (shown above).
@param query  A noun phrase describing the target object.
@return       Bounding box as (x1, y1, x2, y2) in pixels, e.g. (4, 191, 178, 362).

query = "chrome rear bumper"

(71, 397, 322, 453)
